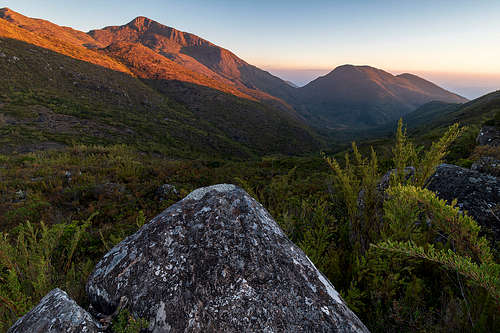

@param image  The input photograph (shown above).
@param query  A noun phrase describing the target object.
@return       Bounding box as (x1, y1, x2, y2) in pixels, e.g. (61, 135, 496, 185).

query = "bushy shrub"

(324, 120, 499, 331)
(111, 309, 149, 333)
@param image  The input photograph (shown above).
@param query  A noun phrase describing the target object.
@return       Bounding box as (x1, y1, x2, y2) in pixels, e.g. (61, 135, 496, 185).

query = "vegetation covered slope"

(0, 21, 321, 157)
(1, 120, 499, 332)
(387, 90, 500, 161)
(408, 90, 500, 132)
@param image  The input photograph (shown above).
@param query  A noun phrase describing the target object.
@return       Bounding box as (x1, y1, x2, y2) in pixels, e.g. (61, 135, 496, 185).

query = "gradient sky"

(4, 0, 500, 98)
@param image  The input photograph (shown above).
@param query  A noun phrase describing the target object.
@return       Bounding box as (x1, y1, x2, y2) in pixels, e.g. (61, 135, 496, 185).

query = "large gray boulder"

(426, 164, 500, 243)
(7, 289, 100, 333)
(87, 184, 369, 332)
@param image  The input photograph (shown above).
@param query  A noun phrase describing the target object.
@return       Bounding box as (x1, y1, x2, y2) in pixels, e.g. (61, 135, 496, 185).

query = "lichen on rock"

(426, 164, 500, 243)
(87, 184, 369, 332)
(7, 288, 101, 333)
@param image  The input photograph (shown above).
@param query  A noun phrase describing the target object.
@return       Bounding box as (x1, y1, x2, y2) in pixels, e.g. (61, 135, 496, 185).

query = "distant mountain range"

(0, 8, 474, 155)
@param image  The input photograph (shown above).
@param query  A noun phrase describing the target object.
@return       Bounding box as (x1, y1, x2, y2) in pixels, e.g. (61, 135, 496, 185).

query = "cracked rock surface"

(426, 164, 500, 243)
(87, 184, 369, 332)
(7, 288, 100, 333)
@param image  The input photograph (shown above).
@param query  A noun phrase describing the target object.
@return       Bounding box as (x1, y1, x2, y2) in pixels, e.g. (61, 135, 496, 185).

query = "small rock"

(155, 183, 178, 201)
(7, 288, 101, 333)
(377, 166, 415, 194)
(15, 190, 26, 201)
(94, 183, 126, 196)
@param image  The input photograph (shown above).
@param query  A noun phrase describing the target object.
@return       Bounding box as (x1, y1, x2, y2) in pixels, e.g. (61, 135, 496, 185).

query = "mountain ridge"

(0, 11, 321, 156)
(88, 15, 297, 111)
(0, 8, 470, 136)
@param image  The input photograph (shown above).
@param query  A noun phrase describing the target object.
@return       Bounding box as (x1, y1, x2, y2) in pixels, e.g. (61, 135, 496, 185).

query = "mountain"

(293, 65, 468, 129)
(0, 8, 471, 151)
(402, 101, 461, 128)
(88, 16, 296, 109)
(0, 8, 320, 157)
(0, 9, 130, 73)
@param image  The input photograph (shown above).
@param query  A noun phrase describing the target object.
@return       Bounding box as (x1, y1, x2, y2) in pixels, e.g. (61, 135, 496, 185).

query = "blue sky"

(4, 0, 500, 98)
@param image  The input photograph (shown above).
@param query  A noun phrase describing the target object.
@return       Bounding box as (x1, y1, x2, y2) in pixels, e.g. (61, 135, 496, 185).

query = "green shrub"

(111, 309, 149, 333)
(0, 214, 96, 331)
(324, 120, 499, 331)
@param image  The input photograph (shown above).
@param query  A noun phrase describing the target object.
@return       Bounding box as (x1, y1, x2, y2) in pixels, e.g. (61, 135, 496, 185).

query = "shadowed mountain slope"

(294, 65, 467, 129)
(408, 90, 500, 134)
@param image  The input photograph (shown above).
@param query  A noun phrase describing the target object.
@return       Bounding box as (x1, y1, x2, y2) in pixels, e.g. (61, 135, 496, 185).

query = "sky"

(3, 0, 500, 99)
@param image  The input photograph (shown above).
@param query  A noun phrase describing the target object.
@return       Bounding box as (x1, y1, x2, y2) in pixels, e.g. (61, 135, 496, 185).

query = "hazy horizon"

(4, 0, 499, 99)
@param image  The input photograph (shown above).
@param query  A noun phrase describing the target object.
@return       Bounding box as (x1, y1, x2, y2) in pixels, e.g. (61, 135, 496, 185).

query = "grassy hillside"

(0, 37, 321, 157)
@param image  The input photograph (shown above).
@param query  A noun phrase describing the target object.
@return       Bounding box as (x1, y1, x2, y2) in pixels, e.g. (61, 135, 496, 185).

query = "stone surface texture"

(471, 156, 500, 177)
(426, 164, 500, 242)
(477, 126, 500, 146)
(87, 184, 369, 332)
(7, 288, 100, 333)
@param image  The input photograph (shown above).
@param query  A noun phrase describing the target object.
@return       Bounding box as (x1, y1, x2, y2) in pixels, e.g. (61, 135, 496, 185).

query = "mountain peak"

(126, 16, 157, 30)
(397, 73, 419, 79)
(333, 64, 379, 71)
(329, 64, 390, 76)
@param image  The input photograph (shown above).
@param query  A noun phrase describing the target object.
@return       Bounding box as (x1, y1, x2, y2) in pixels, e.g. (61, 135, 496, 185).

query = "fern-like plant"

(0, 214, 96, 330)
(375, 184, 499, 302)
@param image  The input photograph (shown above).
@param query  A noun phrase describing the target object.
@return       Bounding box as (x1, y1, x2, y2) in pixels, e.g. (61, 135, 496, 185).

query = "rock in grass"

(7, 288, 100, 333)
(87, 184, 369, 332)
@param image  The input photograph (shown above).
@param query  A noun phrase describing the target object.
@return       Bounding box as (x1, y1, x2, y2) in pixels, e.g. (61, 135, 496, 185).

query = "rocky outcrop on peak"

(477, 126, 500, 146)
(426, 164, 500, 243)
(87, 184, 369, 332)
(7, 289, 100, 333)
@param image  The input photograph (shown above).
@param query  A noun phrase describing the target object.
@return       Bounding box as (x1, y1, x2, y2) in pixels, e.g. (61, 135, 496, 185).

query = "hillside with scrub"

(0, 7, 499, 333)
(1, 118, 499, 332)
